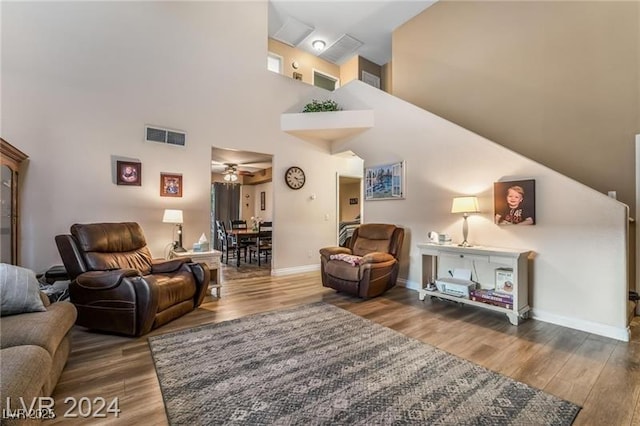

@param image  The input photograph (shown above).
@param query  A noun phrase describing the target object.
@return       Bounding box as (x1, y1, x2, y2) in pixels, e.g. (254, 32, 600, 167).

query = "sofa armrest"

(319, 246, 352, 260)
(360, 252, 395, 265)
(75, 269, 140, 290)
(187, 262, 210, 308)
(151, 258, 191, 274)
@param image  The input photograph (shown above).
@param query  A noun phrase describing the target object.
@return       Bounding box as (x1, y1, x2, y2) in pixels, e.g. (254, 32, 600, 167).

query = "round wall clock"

(285, 166, 306, 190)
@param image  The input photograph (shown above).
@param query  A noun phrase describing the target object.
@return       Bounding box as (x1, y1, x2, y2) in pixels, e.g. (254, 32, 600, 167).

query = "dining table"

(226, 229, 260, 267)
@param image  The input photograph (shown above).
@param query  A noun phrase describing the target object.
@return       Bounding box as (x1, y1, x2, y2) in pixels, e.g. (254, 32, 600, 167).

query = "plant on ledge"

(302, 99, 341, 113)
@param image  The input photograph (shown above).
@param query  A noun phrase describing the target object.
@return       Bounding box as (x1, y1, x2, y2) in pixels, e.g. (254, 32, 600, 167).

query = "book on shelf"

(470, 295, 513, 310)
(470, 289, 513, 304)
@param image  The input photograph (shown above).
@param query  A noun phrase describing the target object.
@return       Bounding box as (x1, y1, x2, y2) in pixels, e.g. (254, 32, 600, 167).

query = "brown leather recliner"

(55, 222, 209, 336)
(320, 223, 404, 298)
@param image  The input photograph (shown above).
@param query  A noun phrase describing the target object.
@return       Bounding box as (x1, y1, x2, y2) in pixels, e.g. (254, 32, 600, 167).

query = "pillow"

(329, 253, 362, 267)
(0, 263, 46, 316)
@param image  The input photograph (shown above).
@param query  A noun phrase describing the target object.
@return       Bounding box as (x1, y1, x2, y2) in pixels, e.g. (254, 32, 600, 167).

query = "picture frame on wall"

(494, 179, 536, 225)
(365, 161, 405, 200)
(260, 191, 266, 210)
(160, 173, 182, 197)
(116, 161, 142, 186)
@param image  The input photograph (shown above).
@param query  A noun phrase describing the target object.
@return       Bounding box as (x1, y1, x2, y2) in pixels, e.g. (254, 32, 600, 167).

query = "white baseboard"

(531, 309, 630, 342)
(272, 264, 320, 276)
(397, 278, 630, 342)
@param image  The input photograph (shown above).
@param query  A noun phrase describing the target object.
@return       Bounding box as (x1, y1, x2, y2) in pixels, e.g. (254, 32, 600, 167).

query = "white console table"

(417, 243, 532, 325)
(169, 249, 222, 297)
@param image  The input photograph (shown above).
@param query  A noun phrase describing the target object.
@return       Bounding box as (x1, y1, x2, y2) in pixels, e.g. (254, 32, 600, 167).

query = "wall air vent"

(320, 34, 363, 65)
(145, 126, 186, 147)
(273, 16, 314, 47)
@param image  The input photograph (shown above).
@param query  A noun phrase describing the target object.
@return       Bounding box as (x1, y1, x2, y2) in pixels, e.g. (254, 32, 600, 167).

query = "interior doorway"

(211, 147, 273, 279)
(336, 174, 363, 246)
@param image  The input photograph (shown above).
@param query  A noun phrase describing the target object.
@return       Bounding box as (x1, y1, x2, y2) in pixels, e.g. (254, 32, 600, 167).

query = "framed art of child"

(494, 180, 535, 225)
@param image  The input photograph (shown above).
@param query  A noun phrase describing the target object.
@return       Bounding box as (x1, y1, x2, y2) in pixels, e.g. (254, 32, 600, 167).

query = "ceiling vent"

(273, 16, 314, 47)
(145, 125, 186, 147)
(320, 34, 363, 64)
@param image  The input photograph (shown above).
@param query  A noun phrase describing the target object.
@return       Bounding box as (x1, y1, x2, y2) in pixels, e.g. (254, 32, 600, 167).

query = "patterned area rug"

(149, 302, 580, 425)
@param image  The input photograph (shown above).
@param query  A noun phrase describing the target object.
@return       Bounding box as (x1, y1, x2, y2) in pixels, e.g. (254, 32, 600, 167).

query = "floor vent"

(145, 126, 186, 147)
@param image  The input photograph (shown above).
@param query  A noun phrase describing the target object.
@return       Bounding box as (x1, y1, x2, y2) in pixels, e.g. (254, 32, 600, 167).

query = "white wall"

(1, 2, 356, 274)
(333, 81, 629, 341)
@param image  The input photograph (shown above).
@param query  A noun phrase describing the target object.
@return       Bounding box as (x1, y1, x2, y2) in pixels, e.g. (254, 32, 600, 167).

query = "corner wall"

(333, 81, 629, 341)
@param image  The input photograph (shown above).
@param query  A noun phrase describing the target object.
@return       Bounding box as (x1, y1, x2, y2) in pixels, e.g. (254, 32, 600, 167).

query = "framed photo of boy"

(364, 161, 405, 200)
(116, 161, 141, 186)
(160, 173, 182, 197)
(494, 179, 535, 225)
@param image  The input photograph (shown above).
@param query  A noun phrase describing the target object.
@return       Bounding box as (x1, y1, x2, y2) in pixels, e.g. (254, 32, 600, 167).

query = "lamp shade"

(162, 209, 183, 224)
(451, 196, 480, 214)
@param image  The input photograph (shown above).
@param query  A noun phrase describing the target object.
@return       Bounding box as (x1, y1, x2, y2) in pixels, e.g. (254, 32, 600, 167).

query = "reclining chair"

(55, 222, 209, 336)
(320, 223, 404, 298)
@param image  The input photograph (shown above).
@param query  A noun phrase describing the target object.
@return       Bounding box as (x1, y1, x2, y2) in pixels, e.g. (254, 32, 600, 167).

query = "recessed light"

(312, 40, 326, 51)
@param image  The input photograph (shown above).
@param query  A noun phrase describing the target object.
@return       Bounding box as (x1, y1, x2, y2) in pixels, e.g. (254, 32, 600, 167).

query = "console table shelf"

(417, 243, 532, 325)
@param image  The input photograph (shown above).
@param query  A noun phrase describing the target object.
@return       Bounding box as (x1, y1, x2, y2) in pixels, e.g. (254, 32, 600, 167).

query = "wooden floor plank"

(46, 272, 639, 425)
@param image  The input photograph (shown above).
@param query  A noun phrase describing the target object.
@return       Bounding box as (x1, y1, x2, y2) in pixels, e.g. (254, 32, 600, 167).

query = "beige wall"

(393, 1, 640, 213)
(333, 81, 629, 340)
(268, 38, 340, 87)
(3, 2, 361, 273)
(340, 55, 359, 87)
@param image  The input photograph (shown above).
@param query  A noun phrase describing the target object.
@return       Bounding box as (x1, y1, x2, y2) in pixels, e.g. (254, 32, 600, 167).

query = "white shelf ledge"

(281, 110, 374, 143)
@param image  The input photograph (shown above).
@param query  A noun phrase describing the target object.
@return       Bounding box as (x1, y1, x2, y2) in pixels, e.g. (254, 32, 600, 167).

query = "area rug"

(148, 302, 580, 425)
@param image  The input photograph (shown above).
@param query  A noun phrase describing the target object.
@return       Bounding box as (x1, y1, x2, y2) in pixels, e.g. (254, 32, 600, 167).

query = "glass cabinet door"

(1, 165, 14, 264)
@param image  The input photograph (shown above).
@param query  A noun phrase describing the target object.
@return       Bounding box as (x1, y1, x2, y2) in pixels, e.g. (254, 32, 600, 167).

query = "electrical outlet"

(307, 250, 313, 258)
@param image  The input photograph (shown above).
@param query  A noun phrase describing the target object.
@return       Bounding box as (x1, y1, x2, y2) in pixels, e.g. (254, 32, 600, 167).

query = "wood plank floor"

(49, 272, 640, 425)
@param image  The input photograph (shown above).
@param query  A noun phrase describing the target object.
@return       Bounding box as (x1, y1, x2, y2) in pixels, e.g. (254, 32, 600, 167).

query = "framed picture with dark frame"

(116, 161, 141, 186)
(260, 191, 266, 210)
(160, 173, 182, 197)
(494, 179, 536, 225)
(364, 161, 405, 200)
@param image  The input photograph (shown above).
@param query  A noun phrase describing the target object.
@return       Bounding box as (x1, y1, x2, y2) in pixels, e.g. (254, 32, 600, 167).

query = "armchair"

(55, 222, 209, 336)
(320, 223, 404, 298)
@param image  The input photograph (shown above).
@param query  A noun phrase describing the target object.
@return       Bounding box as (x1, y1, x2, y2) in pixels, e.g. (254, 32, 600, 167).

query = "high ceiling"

(211, 147, 273, 174)
(268, 0, 436, 66)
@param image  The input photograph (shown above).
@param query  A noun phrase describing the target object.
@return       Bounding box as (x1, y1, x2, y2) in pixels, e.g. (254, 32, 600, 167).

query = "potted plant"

(302, 99, 341, 113)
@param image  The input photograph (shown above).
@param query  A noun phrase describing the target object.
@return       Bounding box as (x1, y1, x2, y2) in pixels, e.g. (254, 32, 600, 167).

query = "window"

(267, 52, 283, 74)
(313, 70, 339, 91)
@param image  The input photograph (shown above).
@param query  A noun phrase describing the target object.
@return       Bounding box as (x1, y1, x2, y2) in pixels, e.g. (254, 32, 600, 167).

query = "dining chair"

(216, 220, 245, 264)
(249, 221, 272, 266)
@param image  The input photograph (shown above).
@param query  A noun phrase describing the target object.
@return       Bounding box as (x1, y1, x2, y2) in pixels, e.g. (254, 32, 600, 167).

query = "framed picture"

(160, 173, 182, 197)
(365, 161, 405, 200)
(494, 179, 536, 225)
(349, 198, 358, 205)
(293, 72, 303, 81)
(260, 191, 266, 210)
(116, 161, 141, 186)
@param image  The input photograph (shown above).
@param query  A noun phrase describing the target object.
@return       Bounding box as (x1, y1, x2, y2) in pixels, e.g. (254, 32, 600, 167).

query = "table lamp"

(451, 196, 479, 247)
(163, 209, 186, 252)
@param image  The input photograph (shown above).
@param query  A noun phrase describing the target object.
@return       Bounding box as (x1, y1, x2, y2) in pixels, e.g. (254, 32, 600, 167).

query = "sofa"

(0, 264, 77, 425)
(55, 222, 209, 336)
(320, 223, 404, 298)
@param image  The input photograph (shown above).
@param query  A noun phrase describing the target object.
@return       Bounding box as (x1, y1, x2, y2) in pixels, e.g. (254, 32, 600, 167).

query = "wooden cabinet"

(417, 243, 532, 325)
(0, 139, 28, 265)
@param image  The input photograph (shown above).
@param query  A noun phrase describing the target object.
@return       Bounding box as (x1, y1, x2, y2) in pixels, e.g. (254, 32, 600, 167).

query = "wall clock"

(285, 166, 306, 190)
